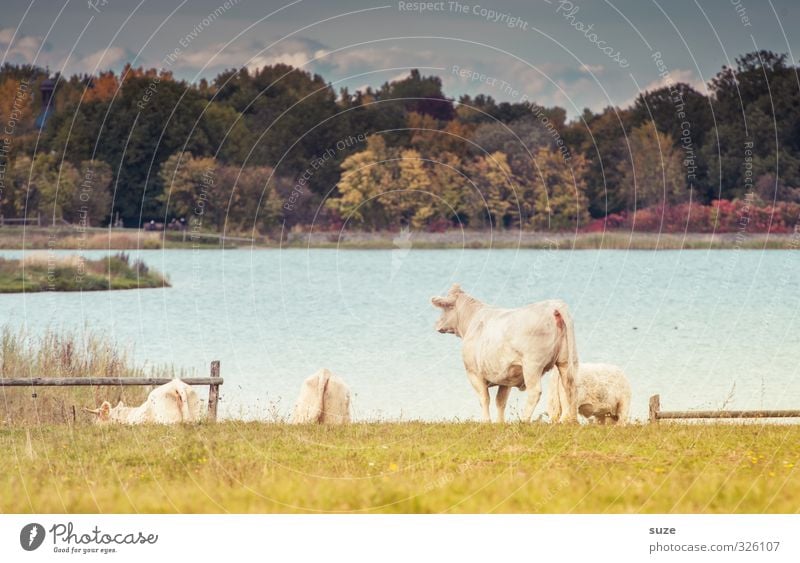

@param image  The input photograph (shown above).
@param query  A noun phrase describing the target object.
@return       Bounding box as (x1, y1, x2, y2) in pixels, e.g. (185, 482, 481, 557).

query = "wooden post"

(649, 394, 660, 424)
(208, 360, 220, 422)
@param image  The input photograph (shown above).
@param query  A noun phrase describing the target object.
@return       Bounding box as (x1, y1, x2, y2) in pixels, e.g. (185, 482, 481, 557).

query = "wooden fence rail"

(649, 394, 800, 423)
(0, 361, 223, 422)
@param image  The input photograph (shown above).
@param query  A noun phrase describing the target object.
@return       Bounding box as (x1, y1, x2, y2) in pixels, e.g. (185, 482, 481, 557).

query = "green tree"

(157, 152, 221, 226)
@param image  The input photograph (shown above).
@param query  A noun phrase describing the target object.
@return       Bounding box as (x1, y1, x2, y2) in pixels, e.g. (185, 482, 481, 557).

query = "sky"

(1, 0, 798, 117)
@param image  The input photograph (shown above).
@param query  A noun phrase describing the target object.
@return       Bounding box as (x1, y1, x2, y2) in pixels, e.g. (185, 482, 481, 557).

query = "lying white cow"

(547, 363, 631, 424)
(431, 284, 578, 423)
(291, 368, 351, 424)
(85, 379, 201, 424)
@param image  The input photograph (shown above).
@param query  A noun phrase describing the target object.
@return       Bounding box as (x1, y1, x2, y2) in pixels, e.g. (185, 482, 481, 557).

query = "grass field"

(1, 422, 798, 513)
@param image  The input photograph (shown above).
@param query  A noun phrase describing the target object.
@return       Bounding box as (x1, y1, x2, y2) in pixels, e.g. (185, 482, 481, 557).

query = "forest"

(1, 50, 798, 234)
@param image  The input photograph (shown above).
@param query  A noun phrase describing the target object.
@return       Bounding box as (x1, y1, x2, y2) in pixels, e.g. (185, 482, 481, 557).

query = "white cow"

(85, 379, 201, 424)
(431, 284, 579, 423)
(547, 363, 631, 424)
(291, 368, 351, 424)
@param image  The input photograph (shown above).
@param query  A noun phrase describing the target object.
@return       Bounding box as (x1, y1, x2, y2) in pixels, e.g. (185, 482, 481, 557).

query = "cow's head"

(431, 283, 464, 334)
(83, 400, 125, 424)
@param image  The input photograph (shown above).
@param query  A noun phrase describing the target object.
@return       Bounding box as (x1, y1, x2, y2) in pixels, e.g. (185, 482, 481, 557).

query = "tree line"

(0, 51, 798, 233)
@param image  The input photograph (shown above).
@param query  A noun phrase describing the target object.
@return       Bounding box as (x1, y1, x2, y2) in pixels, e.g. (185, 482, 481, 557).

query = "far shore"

(0, 226, 797, 250)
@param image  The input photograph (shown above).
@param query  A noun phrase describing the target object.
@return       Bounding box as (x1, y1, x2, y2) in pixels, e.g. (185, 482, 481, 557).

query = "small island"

(0, 252, 169, 293)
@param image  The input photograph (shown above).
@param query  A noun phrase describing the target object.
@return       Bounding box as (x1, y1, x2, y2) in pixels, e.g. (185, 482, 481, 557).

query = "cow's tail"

(315, 369, 332, 423)
(554, 305, 579, 423)
(174, 380, 192, 422)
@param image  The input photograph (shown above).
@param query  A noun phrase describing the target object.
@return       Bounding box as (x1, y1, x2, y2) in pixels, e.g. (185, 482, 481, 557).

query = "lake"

(1, 248, 798, 421)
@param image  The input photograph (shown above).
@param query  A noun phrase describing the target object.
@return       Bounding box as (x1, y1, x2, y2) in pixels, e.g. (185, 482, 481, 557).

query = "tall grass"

(0, 328, 178, 425)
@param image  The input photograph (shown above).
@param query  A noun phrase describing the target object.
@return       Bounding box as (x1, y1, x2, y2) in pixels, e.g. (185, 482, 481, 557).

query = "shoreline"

(0, 227, 797, 250)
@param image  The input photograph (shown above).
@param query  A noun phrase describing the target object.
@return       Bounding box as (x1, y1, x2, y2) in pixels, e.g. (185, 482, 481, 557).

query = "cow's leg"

(521, 361, 547, 422)
(495, 386, 511, 423)
(467, 373, 491, 422)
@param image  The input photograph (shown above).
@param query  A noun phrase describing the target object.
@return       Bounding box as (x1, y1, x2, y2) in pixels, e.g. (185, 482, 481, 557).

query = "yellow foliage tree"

(466, 151, 520, 228)
(530, 147, 590, 230)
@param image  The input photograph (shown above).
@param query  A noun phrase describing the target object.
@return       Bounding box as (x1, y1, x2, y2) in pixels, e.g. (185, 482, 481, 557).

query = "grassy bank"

(0, 252, 169, 292)
(1, 422, 798, 513)
(0, 226, 797, 250)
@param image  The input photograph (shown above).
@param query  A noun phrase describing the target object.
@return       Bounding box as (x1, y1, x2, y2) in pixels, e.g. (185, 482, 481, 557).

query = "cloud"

(172, 37, 329, 73)
(640, 68, 707, 94)
(616, 68, 709, 110)
(73, 46, 128, 73)
(580, 63, 605, 75)
(0, 28, 129, 74)
(0, 27, 45, 62)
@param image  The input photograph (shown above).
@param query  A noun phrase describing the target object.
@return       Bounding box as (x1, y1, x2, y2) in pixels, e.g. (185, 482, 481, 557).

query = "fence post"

(649, 394, 660, 424)
(208, 360, 220, 422)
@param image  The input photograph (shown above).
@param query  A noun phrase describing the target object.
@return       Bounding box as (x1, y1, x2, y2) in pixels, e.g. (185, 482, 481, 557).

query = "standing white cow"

(547, 363, 631, 424)
(431, 284, 578, 423)
(291, 368, 351, 424)
(85, 378, 201, 424)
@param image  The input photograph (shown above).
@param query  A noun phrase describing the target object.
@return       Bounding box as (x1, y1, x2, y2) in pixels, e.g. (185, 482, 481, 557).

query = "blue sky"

(2, 0, 798, 116)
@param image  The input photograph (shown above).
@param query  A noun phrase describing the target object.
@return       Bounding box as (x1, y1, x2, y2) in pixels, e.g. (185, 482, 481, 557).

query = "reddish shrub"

(581, 199, 800, 233)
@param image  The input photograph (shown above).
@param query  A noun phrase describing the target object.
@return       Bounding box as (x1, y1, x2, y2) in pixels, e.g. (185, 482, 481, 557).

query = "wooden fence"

(649, 394, 800, 423)
(0, 360, 223, 422)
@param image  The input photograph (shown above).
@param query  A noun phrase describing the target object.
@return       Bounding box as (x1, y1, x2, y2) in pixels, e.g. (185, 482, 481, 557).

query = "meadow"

(1, 422, 798, 513)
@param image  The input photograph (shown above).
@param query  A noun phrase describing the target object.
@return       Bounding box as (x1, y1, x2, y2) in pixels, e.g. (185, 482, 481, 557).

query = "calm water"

(1, 248, 798, 421)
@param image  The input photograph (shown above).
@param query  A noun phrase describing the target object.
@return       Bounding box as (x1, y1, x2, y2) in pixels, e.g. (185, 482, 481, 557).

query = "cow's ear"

(448, 283, 463, 296)
(431, 296, 454, 308)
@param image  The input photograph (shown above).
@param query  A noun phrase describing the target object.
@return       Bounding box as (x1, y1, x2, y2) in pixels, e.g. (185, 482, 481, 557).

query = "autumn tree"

(529, 147, 590, 230)
(616, 124, 687, 210)
(326, 136, 394, 228)
(6, 153, 84, 224)
(464, 151, 519, 228)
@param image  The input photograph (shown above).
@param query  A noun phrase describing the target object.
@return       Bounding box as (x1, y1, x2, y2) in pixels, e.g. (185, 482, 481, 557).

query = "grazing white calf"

(547, 363, 631, 424)
(291, 368, 351, 424)
(85, 379, 201, 424)
(431, 283, 579, 423)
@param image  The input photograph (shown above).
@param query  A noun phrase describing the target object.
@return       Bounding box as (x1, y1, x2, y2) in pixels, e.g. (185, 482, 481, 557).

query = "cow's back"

(146, 379, 201, 423)
(462, 299, 566, 380)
